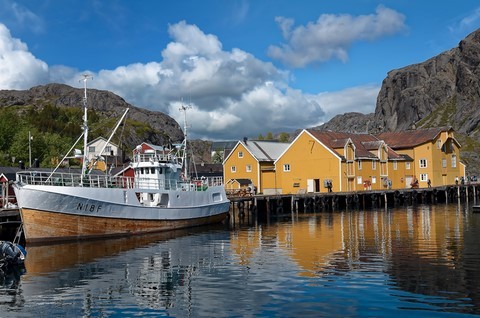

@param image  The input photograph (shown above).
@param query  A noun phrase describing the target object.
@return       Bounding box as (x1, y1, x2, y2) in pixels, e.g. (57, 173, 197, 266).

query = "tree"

(279, 132, 290, 142)
(266, 132, 274, 140)
(0, 109, 21, 152)
(212, 151, 224, 163)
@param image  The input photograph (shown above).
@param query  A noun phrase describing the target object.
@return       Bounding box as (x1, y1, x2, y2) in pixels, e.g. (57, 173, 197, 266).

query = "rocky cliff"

(315, 29, 480, 175)
(0, 83, 184, 147)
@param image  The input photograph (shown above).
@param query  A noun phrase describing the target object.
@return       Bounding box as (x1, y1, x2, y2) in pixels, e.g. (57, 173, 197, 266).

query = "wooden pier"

(228, 184, 480, 221)
(0, 208, 21, 242)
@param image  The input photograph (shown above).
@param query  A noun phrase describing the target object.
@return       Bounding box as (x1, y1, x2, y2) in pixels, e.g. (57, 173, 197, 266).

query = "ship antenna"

(80, 74, 93, 178)
(179, 101, 191, 179)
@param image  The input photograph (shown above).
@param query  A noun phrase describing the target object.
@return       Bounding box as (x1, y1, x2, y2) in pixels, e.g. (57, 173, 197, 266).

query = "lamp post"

(29, 131, 33, 168)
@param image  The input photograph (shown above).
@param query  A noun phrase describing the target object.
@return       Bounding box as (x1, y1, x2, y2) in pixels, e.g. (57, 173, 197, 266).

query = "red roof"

(377, 127, 452, 149)
(307, 129, 403, 160)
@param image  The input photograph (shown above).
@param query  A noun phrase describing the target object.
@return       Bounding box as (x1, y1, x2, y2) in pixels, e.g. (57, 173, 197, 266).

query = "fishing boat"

(13, 76, 230, 244)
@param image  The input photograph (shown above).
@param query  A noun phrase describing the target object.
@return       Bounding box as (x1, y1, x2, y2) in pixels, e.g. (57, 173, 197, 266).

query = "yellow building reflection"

(230, 204, 466, 276)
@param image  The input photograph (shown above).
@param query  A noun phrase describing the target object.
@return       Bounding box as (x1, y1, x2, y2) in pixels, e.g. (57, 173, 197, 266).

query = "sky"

(0, 1, 479, 141)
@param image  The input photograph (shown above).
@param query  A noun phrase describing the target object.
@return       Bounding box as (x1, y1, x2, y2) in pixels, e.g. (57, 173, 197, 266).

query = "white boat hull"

(13, 183, 230, 244)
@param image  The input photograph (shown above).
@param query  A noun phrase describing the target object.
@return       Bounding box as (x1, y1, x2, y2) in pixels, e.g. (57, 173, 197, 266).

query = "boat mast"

(179, 103, 190, 179)
(80, 74, 93, 176)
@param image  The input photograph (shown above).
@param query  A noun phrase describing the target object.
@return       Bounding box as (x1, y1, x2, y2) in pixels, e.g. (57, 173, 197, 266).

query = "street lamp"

(29, 131, 33, 168)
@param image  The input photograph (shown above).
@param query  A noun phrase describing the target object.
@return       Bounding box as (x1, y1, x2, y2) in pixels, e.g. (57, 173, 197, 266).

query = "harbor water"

(1, 202, 480, 317)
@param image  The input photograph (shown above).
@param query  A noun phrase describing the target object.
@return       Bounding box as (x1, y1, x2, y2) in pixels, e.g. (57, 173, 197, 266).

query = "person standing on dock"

(327, 180, 332, 192)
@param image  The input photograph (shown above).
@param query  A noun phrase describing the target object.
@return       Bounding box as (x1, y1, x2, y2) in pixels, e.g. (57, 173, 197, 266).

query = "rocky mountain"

(314, 29, 480, 175)
(0, 83, 184, 148)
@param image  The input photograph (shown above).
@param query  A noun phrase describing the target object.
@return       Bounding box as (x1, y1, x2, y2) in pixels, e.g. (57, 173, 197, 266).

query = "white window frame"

(357, 176, 362, 184)
(406, 162, 411, 170)
(372, 161, 376, 170)
(437, 140, 442, 149)
(442, 158, 447, 168)
(393, 161, 398, 170)
(420, 173, 428, 182)
(246, 164, 252, 172)
(231, 166, 236, 173)
(238, 151, 243, 158)
(451, 155, 457, 168)
(357, 161, 362, 170)
(283, 164, 291, 172)
(371, 176, 377, 184)
(419, 158, 427, 168)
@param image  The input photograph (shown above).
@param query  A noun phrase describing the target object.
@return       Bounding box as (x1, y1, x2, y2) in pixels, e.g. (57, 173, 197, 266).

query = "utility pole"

(29, 131, 32, 168)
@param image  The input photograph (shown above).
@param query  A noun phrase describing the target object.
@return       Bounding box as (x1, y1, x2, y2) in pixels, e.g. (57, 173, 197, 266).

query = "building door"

(314, 179, 320, 192)
(405, 176, 412, 189)
(307, 179, 314, 193)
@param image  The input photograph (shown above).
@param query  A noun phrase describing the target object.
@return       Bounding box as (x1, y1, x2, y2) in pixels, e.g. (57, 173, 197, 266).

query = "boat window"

(149, 193, 154, 201)
(212, 192, 222, 202)
(151, 167, 155, 174)
(159, 168, 163, 174)
(145, 168, 149, 174)
(140, 168, 144, 174)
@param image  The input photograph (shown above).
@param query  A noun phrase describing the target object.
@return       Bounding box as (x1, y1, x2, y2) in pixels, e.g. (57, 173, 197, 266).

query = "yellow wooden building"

(274, 129, 409, 194)
(223, 139, 289, 195)
(378, 127, 465, 187)
(223, 127, 465, 194)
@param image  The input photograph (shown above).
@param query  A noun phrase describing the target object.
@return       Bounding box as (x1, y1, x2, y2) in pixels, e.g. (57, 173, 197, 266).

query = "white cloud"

(448, 7, 480, 35)
(0, 24, 48, 89)
(308, 84, 380, 126)
(0, 20, 376, 140)
(0, 0, 44, 34)
(268, 5, 406, 68)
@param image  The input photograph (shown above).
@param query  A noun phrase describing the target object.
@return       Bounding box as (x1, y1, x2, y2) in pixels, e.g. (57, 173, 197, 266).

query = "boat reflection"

(24, 224, 228, 276)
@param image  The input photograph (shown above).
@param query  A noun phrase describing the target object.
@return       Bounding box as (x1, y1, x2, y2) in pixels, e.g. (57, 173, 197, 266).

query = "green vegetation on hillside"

(0, 104, 155, 168)
(417, 96, 457, 128)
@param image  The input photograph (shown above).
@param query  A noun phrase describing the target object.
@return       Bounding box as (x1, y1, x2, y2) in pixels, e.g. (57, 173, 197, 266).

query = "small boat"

(13, 76, 230, 244)
(0, 240, 26, 271)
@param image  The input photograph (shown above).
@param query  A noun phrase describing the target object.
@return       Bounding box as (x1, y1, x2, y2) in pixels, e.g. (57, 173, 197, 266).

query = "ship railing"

(16, 171, 136, 189)
(134, 153, 176, 163)
(16, 172, 225, 190)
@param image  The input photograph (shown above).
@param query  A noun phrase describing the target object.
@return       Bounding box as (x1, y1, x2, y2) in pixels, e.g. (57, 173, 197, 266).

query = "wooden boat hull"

(20, 208, 229, 244)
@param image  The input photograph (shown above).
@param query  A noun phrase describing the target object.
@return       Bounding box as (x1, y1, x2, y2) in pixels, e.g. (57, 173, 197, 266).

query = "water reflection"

(229, 204, 480, 315)
(1, 204, 479, 316)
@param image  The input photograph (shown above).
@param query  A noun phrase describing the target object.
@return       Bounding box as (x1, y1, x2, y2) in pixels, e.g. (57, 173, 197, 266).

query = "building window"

(231, 166, 236, 173)
(283, 164, 291, 172)
(406, 162, 411, 170)
(419, 159, 427, 168)
(372, 161, 376, 170)
(238, 151, 243, 158)
(452, 155, 457, 168)
(393, 161, 398, 170)
(442, 158, 447, 168)
(437, 140, 442, 149)
(105, 146, 112, 154)
(420, 173, 428, 182)
(357, 176, 362, 184)
(372, 176, 377, 184)
(89, 146, 95, 152)
(357, 161, 362, 170)
(246, 164, 252, 172)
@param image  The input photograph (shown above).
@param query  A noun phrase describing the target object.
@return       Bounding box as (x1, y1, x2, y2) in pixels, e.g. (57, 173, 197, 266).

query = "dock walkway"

(228, 184, 480, 221)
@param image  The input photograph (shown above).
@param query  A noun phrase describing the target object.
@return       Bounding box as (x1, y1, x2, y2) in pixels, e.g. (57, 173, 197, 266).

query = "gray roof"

(242, 140, 289, 161)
